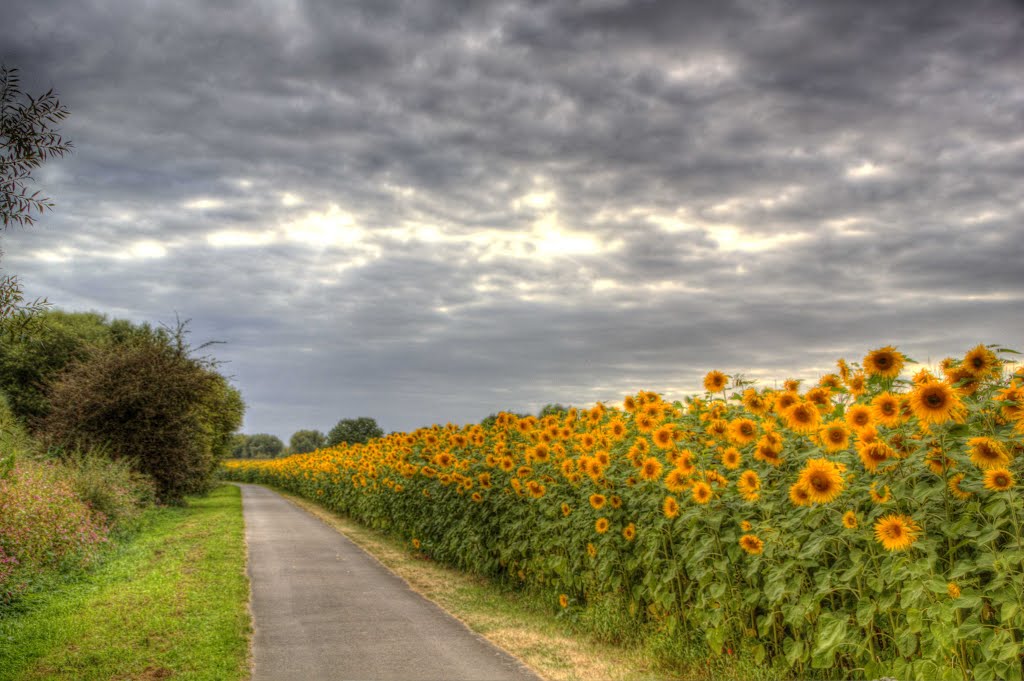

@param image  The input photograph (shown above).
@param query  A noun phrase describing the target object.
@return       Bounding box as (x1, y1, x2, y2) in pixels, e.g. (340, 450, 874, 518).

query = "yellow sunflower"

(740, 520, 753, 531)
(640, 456, 664, 481)
(863, 345, 905, 379)
(858, 441, 894, 473)
(739, 534, 764, 555)
(995, 385, 1024, 422)
(561, 502, 572, 517)
(806, 387, 833, 412)
(704, 370, 729, 393)
(788, 482, 812, 507)
(983, 468, 1015, 492)
(842, 511, 858, 529)
(820, 422, 851, 452)
(741, 388, 772, 416)
(691, 481, 713, 504)
(870, 392, 902, 428)
(845, 404, 873, 431)
(947, 473, 971, 500)
(663, 495, 680, 518)
(962, 344, 1001, 379)
(635, 413, 657, 433)
(595, 517, 610, 534)
(721, 447, 742, 470)
(796, 458, 846, 504)
(908, 380, 965, 425)
(869, 482, 892, 504)
(968, 437, 1011, 470)
(653, 425, 675, 449)
(622, 523, 636, 541)
(559, 593, 569, 608)
(873, 513, 921, 551)
(753, 439, 783, 467)
(586, 542, 597, 559)
(783, 401, 822, 434)
(727, 418, 758, 445)
(589, 493, 607, 510)
(774, 391, 800, 414)
(664, 468, 690, 493)
(847, 371, 867, 397)
(947, 583, 961, 599)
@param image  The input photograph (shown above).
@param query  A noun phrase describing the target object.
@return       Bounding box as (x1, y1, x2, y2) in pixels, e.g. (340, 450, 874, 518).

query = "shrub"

(40, 334, 243, 503)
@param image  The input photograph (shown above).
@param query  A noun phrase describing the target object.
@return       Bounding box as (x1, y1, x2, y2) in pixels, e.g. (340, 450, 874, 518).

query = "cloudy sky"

(2, 0, 1022, 439)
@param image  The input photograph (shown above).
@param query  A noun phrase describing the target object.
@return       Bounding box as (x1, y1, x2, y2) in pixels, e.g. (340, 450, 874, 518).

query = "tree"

(0, 310, 111, 425)
(538, 403, 571, 418)
(326, 417, 383, 447)
(1, 65, 72, 228)
(244, 434, 284, 459)
(289, 429, 325, 455)
(1, 65, 72, 325)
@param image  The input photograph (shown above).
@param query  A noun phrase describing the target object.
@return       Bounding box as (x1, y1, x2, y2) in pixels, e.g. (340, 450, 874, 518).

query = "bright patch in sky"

(283, 204, 363, 247)
(183, 198, 224, 210)
(207, 229, 277, 248)
(845, 161, 888, 179)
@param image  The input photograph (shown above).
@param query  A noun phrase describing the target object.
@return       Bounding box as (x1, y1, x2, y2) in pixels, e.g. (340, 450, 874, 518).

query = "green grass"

(0, 484, 251, 681)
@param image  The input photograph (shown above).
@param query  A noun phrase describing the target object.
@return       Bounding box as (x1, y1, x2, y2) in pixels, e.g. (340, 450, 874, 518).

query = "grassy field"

(0, 484, 251, 681)
(279, 487, 768, 681)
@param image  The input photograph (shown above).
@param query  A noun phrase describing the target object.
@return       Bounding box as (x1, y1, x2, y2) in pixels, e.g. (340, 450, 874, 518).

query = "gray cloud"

(2, 0, 1022, 438)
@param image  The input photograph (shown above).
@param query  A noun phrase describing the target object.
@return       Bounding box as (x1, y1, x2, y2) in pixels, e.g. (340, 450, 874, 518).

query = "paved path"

(238, 483, 542, 681)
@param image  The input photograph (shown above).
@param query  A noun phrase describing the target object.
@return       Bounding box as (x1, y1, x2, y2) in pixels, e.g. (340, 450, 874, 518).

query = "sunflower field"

(223, 345, 1024, 680)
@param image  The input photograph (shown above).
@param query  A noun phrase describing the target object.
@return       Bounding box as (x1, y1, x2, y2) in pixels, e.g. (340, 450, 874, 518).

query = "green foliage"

(0, 64, 72, 228)
(289, 429, 325, 455)
(0, 390, 35, 480)
(326, 416, 383, 447)
(0, 310, 112, 425)
(54, 446, 156, 536)
(39, 327, 243, 503)
(231, 433, 284, 459)
(538, 403, 571, 418)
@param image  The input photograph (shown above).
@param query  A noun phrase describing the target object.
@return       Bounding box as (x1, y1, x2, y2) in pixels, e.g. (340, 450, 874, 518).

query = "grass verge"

(0, 484, 251, 681)
(278, 488, 772, 681)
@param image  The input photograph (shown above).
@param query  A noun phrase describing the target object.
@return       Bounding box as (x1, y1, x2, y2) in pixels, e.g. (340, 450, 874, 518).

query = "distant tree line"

(232, 417, 385, 459)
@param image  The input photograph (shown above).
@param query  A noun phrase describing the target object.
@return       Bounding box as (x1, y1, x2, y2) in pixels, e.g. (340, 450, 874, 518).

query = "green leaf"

(813, 614, 848, 659)
(784, 637, 805, 668)
(752, 643, 766, 665)
(856, 600, 876, 627)
(897, 629, 918, 657)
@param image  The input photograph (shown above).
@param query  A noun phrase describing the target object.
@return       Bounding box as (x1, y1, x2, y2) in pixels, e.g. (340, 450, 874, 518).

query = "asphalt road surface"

(238, 483, 542, 681)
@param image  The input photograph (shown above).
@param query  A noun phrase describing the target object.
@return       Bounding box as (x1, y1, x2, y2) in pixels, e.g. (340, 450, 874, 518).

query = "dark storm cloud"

(2, 0, 1022, 437)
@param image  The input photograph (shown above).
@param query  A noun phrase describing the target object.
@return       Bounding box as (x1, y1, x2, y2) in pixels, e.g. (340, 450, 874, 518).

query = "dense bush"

(40, 334, 243, 503)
